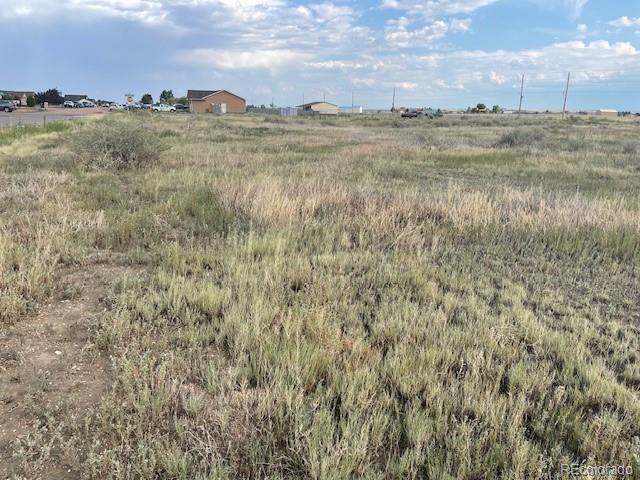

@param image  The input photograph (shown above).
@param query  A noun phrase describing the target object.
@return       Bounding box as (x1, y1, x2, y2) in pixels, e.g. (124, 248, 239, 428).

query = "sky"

(2, 0, 640, 110)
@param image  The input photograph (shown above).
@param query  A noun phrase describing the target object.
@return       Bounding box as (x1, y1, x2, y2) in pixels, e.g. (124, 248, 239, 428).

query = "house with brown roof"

(186, 90, 246, 113)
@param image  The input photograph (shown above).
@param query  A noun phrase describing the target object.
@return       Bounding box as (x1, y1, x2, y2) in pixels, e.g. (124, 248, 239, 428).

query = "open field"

(1, 112, 639, 479)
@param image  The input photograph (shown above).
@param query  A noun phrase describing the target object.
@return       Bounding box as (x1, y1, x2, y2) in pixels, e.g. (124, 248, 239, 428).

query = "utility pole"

(518, 74, 525, 116)
(351, 90, 354, 114)
(562, 72, 571, 120)
(323, 92, 326, 102)
(391, 87, 396, 112)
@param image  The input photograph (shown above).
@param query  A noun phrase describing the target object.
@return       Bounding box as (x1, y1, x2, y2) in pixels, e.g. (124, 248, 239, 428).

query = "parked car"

(173, 103, 189, 112)
(0, 100, 16, 112)
(153, 103, 176, 112)
(63, 100, 75, 108)
(401, 110, 419, 118)
(109, 104, 126, 111)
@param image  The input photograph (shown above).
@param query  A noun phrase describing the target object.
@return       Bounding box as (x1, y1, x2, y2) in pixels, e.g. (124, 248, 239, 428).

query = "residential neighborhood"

(2, 85, 636, 120)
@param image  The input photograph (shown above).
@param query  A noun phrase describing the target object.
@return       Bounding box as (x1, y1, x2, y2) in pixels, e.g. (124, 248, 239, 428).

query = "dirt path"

(0, 264, 130, 479)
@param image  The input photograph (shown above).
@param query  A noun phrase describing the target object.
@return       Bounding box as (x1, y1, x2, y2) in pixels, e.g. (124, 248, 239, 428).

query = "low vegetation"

(70, 118, 163, 169)
(1, 113, 639, 478)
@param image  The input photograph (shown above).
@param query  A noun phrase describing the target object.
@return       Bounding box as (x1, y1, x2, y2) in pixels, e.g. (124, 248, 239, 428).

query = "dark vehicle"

(401, 110, 418, 118)
(0, 100, 16, 112)
(173, 103, 189, 112)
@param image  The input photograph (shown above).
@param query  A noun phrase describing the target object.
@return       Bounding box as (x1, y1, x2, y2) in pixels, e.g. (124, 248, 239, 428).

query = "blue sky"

(3, 0, 640, 109)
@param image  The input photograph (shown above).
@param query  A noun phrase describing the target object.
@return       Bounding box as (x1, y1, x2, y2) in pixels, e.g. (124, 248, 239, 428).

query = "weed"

(495, 128, 547, 148)
(70, 119, 163, 169)
(2, 113, 640, 479)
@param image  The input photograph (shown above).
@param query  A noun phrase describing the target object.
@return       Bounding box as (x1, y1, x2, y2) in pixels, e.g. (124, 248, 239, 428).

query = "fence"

(247, 107, 303, 117)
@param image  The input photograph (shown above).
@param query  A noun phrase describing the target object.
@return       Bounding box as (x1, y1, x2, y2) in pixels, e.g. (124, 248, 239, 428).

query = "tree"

(175, 96, 188, 106)
(476, 103, 487, 112)
(141, 93, 153, 104)
(35, 88, 64, 105)
(1, 94, 12, 100)
(492, 105, 502, 114)
(26, 95, 36, 107)
(159, 90, 174, 103)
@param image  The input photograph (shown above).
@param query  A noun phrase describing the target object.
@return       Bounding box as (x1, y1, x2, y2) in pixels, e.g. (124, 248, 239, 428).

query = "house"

(186, 90, 246, 113)
(297, 102, 339, 115)
(0, 90, 35, 106)
(595, 109, 618, 117)
(64, 94, 88, 103)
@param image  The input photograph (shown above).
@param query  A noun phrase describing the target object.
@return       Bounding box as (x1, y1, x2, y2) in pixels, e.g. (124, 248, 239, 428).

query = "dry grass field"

(1, 112, 639, 479)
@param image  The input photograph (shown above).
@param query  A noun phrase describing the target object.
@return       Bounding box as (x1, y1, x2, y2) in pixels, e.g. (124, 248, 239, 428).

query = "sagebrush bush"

(496, 128, 547, 148)
(622, 142, 638, 155)
(71, 119, 162, 169)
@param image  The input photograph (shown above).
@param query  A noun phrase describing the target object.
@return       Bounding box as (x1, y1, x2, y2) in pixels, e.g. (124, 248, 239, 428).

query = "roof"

(297, 101, 338, 108)
(187, 89, 246, 102)
(0, 90, 35, 97)
(187, 89, 220, 100)
(64, 94, 88, 102)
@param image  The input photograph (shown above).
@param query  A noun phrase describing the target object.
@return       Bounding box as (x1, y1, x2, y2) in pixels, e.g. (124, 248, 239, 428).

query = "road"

(0, 108, 108, 127)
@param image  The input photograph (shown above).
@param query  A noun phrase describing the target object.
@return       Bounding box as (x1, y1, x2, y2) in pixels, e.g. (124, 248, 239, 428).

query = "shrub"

(26, 95, 36, 107)
(622, 142, 637, 155)
(71, 119, 162, 169)
(495, 128, 546, 148)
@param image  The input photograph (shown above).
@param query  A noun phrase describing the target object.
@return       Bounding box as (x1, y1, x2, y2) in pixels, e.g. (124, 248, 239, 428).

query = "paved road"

(0, 108, 108, 127)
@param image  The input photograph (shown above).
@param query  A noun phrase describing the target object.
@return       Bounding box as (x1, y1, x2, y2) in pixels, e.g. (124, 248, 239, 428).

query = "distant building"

(187, 90, 246, 113)
(0, 90, 35, 106)
(595, 109, 618, 117)
(297, 101, 339, 115)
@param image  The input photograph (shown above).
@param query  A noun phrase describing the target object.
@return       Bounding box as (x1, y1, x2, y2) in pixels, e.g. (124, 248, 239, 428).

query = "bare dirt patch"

(0, 264, 130, 479)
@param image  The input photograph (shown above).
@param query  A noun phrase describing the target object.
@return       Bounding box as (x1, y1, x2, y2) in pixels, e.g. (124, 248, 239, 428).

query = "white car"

(153, 103, 176, 112)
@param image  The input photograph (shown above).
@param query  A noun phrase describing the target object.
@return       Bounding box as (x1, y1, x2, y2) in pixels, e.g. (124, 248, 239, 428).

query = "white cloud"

(564, 0, 588, 20)
(352, 77, 376, 87)
(576, 23, 587, 39)
(305, 60, 367, 70)
(385, 17, 471, 48)
(310, 2, 353, 21)
(381, 0, 497, 17)
(489, 71, 506, 84)
(396, 82, 417, 90)
(179, 48, 311, 72)
(609, 16, 640, 28)
(318, 39, 640, 102)
(1, 0, 175, 25)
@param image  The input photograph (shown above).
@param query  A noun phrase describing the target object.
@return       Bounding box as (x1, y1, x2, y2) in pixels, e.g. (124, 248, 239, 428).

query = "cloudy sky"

(3, 0, 640, 109)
